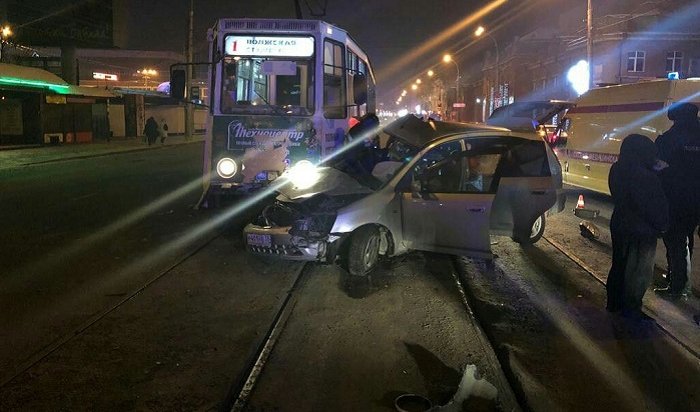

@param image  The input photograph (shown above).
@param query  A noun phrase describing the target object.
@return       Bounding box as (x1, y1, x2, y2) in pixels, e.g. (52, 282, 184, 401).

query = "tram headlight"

(216, 157, 238, 179)
(285, 160, 320, 189)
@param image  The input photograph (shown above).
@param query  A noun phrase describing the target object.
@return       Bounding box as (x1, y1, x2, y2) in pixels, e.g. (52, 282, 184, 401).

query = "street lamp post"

(475, 26, 499, 109)
(138, 68, 158, 89)
(443, 54, 461, 120)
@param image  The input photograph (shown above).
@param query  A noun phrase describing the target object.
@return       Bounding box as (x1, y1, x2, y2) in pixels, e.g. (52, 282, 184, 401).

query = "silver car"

(244, 113, 565, 276)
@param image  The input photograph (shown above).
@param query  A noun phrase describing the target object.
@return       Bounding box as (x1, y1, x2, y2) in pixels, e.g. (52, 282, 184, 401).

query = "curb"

(12, 140, 203, 168)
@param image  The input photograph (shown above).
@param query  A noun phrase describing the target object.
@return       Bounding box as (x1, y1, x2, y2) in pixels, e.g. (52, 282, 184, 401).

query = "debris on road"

(579, 220, 600, 240)
(429, 365, 498, 412)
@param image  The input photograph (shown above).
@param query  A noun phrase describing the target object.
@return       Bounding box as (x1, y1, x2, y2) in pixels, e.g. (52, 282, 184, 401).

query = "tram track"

(543, 234, 700, 360)
(0, 229, 225, 389)
(221, 262, 309, 412)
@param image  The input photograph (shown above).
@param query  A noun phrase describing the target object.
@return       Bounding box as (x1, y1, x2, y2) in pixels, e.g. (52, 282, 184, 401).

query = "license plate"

(247, 233, 272, 247)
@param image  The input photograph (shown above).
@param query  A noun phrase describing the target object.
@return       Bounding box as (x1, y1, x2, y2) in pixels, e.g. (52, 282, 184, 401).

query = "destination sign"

(224, 35, 314, 57)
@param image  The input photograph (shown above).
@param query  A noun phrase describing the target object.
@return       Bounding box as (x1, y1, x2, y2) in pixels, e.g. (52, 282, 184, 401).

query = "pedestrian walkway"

(0, 134, 204, 170)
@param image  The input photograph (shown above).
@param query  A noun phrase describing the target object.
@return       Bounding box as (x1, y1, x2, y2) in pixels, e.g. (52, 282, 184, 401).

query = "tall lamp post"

(443, 54, 461, 120)
(137, 68, 158, 89)
(475, 26, 499, 109)
(0, 25, 12, 62)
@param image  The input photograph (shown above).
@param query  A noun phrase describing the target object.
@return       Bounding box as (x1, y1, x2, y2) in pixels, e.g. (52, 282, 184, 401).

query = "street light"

(443, 54, 461, 120)
(427, 70, 434, 77)
(0, 25, 12, 62)
(137, 68, 158, 89)
(475, 25, 500, 109)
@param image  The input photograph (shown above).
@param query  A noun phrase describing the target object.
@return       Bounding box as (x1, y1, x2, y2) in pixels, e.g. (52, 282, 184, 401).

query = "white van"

(554, 79, 700, 194)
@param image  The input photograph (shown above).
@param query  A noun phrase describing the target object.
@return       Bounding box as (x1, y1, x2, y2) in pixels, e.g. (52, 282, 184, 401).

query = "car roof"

(382, 114, 537, 147)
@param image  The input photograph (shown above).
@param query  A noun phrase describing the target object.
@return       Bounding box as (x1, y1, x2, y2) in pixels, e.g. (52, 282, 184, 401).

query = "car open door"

(399, 144, 495, 259)
(488, 136, 560, 241)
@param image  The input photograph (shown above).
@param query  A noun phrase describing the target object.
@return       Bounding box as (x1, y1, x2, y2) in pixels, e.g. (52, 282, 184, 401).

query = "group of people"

(607, 102, 700, 321)
(144, 116, 169, 146)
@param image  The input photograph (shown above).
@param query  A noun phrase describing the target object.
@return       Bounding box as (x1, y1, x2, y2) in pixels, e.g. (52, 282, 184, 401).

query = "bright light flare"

(567, 60, 590, 96)
(443, 54, 452, 63)
(474, 26, 485, 36)
(284, 160, 321, 190)
(427, 70, 434, 77)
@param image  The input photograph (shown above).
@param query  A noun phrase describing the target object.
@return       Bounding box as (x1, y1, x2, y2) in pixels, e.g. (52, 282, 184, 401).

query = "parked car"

(244, 112, 566, 276)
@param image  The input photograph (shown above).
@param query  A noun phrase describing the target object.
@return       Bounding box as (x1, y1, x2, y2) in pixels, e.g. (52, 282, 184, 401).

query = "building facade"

(462, 0, 700, 122)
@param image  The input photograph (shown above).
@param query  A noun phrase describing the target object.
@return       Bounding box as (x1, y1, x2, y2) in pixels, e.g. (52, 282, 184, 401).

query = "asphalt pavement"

(0, 134, 204, 170)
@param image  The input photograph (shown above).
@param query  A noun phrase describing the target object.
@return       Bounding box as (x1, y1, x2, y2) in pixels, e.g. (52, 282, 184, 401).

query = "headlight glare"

(285, 160, 320, 189)
(217, 158, 238, 178)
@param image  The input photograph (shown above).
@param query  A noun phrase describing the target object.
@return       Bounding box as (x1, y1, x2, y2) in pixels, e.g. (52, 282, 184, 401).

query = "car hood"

(275, 166, 373, 202)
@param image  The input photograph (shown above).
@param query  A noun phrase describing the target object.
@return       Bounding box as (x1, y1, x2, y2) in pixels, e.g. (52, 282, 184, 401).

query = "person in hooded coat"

(654, 103, 700, 297)
(144, 116, 159, 146)
(607, 134, 669, 320)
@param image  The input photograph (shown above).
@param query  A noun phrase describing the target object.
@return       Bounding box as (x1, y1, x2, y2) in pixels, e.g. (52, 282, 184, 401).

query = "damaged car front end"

(244, 163, 378, 263)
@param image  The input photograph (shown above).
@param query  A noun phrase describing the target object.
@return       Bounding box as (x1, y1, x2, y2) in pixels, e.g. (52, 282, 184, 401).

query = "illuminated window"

(627, 51, 645, 72)
(666, 51, 682, 72)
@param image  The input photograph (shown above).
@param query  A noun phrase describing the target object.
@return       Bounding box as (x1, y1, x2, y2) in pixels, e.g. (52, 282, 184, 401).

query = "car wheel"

(513, 213, 546, 245)
(347, 226, 381, 276)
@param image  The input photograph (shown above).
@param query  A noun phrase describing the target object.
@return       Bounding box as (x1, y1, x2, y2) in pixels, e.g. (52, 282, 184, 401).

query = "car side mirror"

(170, 69, 186, 100)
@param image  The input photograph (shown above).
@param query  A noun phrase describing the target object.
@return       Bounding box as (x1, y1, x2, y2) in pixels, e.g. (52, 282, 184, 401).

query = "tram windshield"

(220, 57, 315, 116)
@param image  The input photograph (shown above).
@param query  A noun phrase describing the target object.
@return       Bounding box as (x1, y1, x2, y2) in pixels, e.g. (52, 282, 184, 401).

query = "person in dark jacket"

(144, 116, 159, 146)
(654, 102, 700, 298)
(607, 134, 669, 320)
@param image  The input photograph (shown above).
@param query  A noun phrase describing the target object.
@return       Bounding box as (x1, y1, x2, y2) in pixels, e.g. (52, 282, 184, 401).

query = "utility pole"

(185, 0, 194, 140)
(587, 0, 593, 89)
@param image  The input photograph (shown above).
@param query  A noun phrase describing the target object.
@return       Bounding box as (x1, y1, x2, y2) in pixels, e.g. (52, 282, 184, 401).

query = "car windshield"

(220, 57, 315, 116)
(326, 133, 420, 190)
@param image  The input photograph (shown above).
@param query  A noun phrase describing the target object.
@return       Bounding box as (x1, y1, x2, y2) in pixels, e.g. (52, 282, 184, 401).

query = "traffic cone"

(576, 194, 585, 209)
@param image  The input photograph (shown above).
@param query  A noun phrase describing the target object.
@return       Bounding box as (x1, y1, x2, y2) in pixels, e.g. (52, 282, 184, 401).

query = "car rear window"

(504, 140, 550, 177)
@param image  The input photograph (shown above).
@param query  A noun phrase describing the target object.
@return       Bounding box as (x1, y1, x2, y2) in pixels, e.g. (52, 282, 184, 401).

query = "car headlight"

(216, 157, 238, 179)
(285, 160, 320, 189)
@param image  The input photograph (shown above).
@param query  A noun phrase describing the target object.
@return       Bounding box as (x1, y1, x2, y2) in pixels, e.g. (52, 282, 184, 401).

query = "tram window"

(324, 39, 346, 119)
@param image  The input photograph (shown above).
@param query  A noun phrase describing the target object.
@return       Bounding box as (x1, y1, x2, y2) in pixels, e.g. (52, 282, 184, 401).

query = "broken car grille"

(248, 244, 303, 256)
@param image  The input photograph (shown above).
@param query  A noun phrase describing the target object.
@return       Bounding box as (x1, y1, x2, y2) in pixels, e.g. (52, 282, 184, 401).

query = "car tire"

(347, 226, 381, 276)
(513, 213, 546, 245)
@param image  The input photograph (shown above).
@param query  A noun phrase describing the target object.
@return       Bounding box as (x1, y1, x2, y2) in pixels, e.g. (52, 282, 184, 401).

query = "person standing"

(654, 103, 700, 298)
(160, 119, 169, 144)
(607, 134, 669, 320)
(144, 116, 159, 146)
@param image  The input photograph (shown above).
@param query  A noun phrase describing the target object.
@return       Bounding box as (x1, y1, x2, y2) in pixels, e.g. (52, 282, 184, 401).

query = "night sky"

(123, 0, 546, 103)
(12, 0, 575, 103)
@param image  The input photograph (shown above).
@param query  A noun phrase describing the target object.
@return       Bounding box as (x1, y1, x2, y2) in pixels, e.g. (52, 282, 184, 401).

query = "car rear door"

(399, 139, 498, 259)
(489, 136, 559, 236)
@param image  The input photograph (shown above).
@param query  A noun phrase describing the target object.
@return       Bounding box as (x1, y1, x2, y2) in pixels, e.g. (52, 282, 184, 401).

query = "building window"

(627, 51, 645, 72)
(666, 51, 683, 72)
